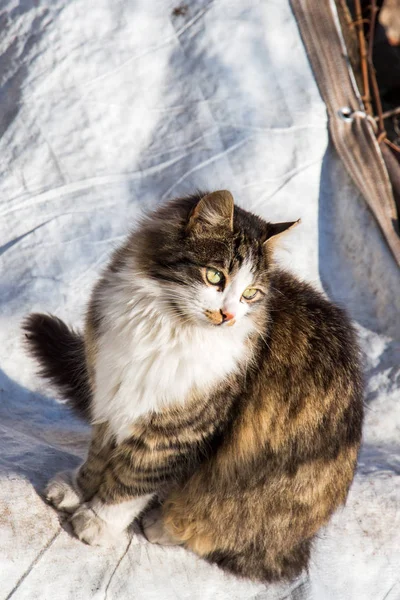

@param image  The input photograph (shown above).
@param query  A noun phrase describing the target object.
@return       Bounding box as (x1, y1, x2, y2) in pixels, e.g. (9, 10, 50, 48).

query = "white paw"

(70, 504, 117, 547)
(45, 470, 82, 513)
(142, 507, 182, 546)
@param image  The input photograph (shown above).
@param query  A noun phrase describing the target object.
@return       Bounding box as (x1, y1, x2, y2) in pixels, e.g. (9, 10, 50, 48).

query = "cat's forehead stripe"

(228, 248, 257, 279)
(228, 232, 264, 274)
(233, 260, 254, 284)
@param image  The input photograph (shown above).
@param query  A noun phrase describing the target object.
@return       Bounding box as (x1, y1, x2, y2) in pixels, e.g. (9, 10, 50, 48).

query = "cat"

(24, 190, 363, 583)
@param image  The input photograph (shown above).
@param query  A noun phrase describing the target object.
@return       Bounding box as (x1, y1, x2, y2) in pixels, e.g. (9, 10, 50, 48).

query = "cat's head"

(133, 190, 299, 329)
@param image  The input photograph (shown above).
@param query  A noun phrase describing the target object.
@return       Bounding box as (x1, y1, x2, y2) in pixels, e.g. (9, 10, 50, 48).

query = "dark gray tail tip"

(23, 312, 67, 334)
(23, 313, 48, 330)
(22, 313, 73, 360)
(22, 312, 53, 343)
(22, 312, 43, 340)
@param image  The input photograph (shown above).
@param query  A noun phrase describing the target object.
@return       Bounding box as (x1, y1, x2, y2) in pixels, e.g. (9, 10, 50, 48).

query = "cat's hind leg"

(141, 505, 183, 546)
(141, 491, 215, 555)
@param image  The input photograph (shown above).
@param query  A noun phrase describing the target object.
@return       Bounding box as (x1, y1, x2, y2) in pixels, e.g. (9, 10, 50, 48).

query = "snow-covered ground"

(0, 1, 399, 598)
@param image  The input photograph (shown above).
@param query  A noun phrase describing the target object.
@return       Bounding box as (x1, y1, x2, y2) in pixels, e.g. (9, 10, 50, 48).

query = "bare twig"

(354, 0, 373, 114)
(349, 18, 370, 27)
(384, 138, 400, 153)
(376, 106, 400, 121)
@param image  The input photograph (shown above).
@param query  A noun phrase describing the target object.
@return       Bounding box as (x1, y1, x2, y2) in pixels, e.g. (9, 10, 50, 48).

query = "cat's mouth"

(215, 319, 236, 328)
(204, 309, 236, 327)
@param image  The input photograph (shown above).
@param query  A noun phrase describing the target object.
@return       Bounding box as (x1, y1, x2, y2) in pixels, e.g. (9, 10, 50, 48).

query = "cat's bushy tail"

(23, 314, 92, 421)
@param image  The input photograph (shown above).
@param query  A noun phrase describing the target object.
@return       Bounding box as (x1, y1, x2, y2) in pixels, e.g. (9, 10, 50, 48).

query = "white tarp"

(1, 1, 400, 598)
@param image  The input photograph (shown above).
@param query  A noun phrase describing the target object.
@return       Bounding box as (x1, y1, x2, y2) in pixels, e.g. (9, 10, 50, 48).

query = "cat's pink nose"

(221, 310, 235, 322)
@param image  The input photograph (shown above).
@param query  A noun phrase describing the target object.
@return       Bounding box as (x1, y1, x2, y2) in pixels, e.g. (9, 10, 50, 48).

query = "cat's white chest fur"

(92, 286, 253, 444)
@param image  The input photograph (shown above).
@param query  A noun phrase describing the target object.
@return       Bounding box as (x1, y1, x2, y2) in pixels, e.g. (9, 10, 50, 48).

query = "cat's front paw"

(70, 504, 116, 547)
(45, 470, 82, 513)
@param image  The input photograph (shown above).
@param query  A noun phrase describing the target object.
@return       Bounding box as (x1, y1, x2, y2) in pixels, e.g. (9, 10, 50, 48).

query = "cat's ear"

(264, 219, 301, 247)
(187, 190, 234, 233)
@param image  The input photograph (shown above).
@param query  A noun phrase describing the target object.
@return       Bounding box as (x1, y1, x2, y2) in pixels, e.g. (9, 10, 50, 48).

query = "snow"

(0, 1, 399, 598)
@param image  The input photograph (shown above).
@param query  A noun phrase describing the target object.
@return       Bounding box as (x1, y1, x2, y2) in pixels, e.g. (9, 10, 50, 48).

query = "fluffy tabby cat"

(24, 190, 363, 583)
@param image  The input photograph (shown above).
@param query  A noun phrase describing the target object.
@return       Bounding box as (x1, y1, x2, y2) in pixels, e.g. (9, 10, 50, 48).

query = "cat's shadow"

(0, 367, 87, 493)
(318, 145, 400, 476)
(318, 142, 400, 341)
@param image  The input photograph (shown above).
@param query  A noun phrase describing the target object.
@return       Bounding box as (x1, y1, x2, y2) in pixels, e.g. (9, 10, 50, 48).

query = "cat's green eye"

(206, 267, 223, 285)
(242, 287, 258, 300)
